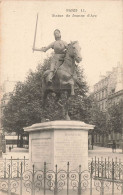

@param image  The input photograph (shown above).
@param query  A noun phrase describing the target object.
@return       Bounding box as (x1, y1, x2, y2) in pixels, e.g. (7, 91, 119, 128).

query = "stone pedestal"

(24, 121, 94, 170)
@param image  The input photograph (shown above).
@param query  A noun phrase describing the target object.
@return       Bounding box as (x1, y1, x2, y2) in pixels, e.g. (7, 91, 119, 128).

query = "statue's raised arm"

(35, 29, 68, 84)
(34, 42, 54, 52)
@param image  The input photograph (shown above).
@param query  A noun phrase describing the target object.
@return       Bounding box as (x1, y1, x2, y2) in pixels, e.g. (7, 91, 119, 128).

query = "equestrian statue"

(33, 17, 82, 119)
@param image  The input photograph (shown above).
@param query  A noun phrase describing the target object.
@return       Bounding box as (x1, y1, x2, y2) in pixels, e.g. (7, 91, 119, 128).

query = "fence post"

(4, 158, 6, 178)
(20, 162, 23, 195)
(8, 165, 11, 195)
(32, 164, 35, 195)
(95, 156, 96, 177)
(17, 158, 19, 177)
(119, 159, 121, 180)
(54, 164, 58, 195)
(11, 156, 12, 178)
(100, 161, 104, 195)
(67, 162, 69, 195)
(119, 159, 123, 195)
(108, 157, 110, 179)
(105, 158, 106, 178)
(121, 184, 123, 195)
(112, 160, 114, 195)
(90, 161, 93, 195)
(24, 156, 25, 172)
(44, 162, 46, 195)
(78, 165, 81, 195)
(115, 157, 117, 179)
(98, 158, 99, 177)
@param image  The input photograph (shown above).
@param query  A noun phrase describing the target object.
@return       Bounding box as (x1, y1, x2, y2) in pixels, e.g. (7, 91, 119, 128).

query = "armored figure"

(35, 29, 68, 84)
(33, 17, 82, 120)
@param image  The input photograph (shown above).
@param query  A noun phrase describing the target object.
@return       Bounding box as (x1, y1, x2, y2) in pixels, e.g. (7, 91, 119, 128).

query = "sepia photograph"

(0, 0, 123, 194)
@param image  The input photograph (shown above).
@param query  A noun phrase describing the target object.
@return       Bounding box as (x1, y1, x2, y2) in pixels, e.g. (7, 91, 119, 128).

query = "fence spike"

(67, 162, 69, 195)
(44, 162, 46, 195)
(78, 165, 82, 195)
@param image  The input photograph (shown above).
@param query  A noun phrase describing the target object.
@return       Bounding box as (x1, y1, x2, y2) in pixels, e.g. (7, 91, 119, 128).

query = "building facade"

(93, 75, 109, 111)
(93, 64, 123, 111)
(93, 64, 123, 147)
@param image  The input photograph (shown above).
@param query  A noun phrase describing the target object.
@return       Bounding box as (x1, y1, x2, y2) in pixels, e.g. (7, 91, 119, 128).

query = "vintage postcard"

(0, 0, 123, 195)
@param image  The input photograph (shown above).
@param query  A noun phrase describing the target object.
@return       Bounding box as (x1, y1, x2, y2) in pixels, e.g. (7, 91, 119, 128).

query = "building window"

(103, 90, 105, 98)
(98, 93, 100, 100)
(104, 101, 106, 110)
(99, 104, 101, 110)
(102, 91, 104, 98)
(109, 134, 111, 140)
(105, 101, 106, 109)
(100, 91, 102, 99)
(103, 101, 105, 110)
(98, 93, 100, 101)
(102, 102, 104, 110)
(117, 133, 120, 140)
(105, 90, 107, 97)
(100, 103, 102, 110)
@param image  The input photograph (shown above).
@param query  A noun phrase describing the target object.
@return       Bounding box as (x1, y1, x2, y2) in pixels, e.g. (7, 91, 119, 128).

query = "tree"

(107, 100, 123, 135)
(2, 56, 89, 135)
(85, 97, 107, 147)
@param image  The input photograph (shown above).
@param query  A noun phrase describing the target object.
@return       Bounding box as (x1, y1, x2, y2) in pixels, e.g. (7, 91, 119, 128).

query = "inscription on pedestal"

(31, 138, 51, 163)
(54, 130, 88, 168)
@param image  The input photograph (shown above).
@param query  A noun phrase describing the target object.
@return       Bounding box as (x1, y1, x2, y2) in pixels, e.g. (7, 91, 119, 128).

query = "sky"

(1, 0, 123, 91)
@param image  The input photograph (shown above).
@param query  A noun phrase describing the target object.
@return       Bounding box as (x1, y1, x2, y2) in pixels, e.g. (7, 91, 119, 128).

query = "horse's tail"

(73, 77, 83, 88)
(76, 79, 82, 87)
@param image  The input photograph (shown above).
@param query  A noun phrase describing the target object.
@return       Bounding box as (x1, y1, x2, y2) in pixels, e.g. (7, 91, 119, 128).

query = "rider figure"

(35, 29, 68, 84)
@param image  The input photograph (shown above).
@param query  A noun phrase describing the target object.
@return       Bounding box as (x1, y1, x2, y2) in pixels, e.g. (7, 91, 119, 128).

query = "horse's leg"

(71, 84, 75, 96)
(42, 90, 48, 108)
(59, 79, 75, 96)
(68, 78, 75, 96)
(64, 94, 71, 120)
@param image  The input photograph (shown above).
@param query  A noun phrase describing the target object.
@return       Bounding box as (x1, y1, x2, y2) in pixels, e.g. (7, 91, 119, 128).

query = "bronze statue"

(35, 29, 68, 85)
(42, 41, 82, 114)
(33, 26, 82, 120)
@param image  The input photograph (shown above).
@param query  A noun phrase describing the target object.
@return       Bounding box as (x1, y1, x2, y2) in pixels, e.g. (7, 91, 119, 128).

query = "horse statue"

(42, 41, 82, 109)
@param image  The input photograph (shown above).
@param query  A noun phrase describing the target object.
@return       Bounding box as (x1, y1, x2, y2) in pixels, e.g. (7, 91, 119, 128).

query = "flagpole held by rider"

(33, 23, 68, 85)
(32, 14, 82, 93)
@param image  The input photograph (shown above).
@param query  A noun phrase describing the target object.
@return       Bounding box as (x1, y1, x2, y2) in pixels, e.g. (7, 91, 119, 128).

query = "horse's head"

(67, 41, 82, 63)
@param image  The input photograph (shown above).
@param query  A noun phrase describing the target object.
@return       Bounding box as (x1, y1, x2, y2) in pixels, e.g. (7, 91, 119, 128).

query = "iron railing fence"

(0, 158, 123, 195)
(89, 157, 123, 181)
(0, 156, 29, 178)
